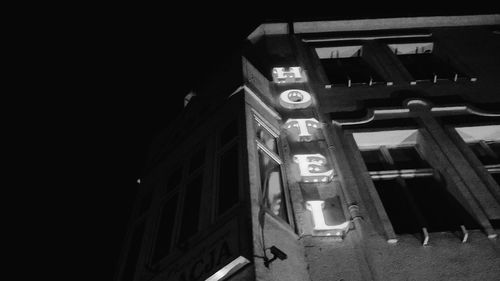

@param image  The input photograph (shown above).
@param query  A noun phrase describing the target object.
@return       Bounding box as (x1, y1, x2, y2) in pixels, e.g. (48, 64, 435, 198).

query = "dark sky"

(99, 5, 499, 279)
(101, 7, 261, 279)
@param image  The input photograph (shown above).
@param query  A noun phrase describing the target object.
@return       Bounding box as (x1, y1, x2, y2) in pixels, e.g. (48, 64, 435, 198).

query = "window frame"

(386, 40, 472, 84)
(214, 117, 242, 219)
(313, 44, 386, 87)
(252, 109, 296, 230)
(149, 142, 211, 268)
(353, 129, 479, 237)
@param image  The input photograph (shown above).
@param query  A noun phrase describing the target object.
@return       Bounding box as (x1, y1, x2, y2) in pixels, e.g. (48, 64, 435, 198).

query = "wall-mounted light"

(293, 154, 334, 183)
(263, 246, 287, 268)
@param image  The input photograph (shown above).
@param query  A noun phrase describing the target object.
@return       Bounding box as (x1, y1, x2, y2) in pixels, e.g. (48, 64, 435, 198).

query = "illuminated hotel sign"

(284, 118, 320, 142)
(272, 66, 349, 238)
(279, 89, 312, 109)
(272, 67, 306, 83)
(307, 201, 350, 235)
(293, 154, 334, 182)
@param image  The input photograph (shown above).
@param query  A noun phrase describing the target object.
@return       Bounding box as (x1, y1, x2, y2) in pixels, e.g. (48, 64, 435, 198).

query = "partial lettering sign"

(293, 154, 334, 182)
(306, 200, 350, 236)
(272, 67, 305, 83)
(284, 118, 320, 142)
(279, 89, 312, 109)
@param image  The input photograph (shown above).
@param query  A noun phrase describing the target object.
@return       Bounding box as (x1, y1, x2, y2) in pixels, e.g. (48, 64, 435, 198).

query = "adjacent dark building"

(115, 14, 500, 281)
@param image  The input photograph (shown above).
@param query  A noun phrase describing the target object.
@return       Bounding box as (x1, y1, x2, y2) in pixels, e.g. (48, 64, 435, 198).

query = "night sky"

(100, 5, 499, 279)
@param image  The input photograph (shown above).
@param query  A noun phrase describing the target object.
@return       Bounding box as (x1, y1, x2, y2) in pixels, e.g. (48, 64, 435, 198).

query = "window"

(217, 119, 241, 216)
(152, 142, 209, 264)
(315, 45, 385, 87)
(137, 189, 153, 216)
(388, 42, 469, 84)
(178, 174, 204, 243)
(122, 221, 145, 281)
(188, 145, 206, 173)
(254, 114, 290, 223)
(152, 193, 179, 263)
(455, 125, 500, 185)
(218, 142, 240, 215)
(163, 164, 183, 196)
(354, 130, 478, 235)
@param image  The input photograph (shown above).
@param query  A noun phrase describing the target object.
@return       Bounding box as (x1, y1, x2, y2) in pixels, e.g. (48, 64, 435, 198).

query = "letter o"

(279, 89, 312, 109)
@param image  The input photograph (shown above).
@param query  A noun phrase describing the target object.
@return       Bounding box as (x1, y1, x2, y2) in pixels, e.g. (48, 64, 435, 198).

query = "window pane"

(491, 219, 500, 229)
(389, 147, 430, 169)
(218, 143, 240, 215)
(321, 57, 384, 86)
(188, 145, 206, 174)
(255, 121, 278, 153)
(138, 190, 152, 215)
(258, 149, 288, 222)
(165, 165, 183, 194)
(122, 221, 145, 281)
(491, 173, 500, 186)
(405, 177, 477, 232)
(469, 142, 495, 165)
(374, 179, 421, 234)
(321, 58, 349, 85)
(397, 53, 464, 82)
(398, 54, 434, 81)
(153, 193, 179, 263)
(488, 142, 500, 160)
(178, 175, 203, 243)
(360, 149, 387, 171)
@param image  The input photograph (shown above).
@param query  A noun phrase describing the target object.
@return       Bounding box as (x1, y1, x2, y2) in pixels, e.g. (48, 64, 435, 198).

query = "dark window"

(468, 141, 500, 165)
(374, 179, 421, 234)
(122, 221, 145, 281)
(491, 219, 500, 229)
(321, 56, 384, 86)
(389, 146, 430, 169)
(220, 119, 238, 146)
(491, 173, 500, 186)
(178, 175, 203, 243)
(152, 193, 179, 263)
(359, 144, 477, 234)
(315, 45, 385, 87)
(360, 150, 387, 171)
(406, 177, 478, 232)
(166, 165, 183, 194)
(188, 145, 206, 174)
(138, 190, 152, 216)
(389, 43, 467, 83)
(398, 53, 466, 82)
(490, 142, 500, 157)
(218, 143, 240, 215)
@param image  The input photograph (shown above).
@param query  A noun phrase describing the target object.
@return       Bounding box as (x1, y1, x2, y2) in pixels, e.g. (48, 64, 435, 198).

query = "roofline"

(247, 14, 500, 41)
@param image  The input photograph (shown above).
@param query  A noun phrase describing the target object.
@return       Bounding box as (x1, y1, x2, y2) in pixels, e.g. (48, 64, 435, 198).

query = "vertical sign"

(272, 66, 350, 237)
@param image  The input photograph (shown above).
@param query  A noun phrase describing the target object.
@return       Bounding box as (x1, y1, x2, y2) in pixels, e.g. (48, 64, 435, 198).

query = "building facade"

(115, 15, 500, 281)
